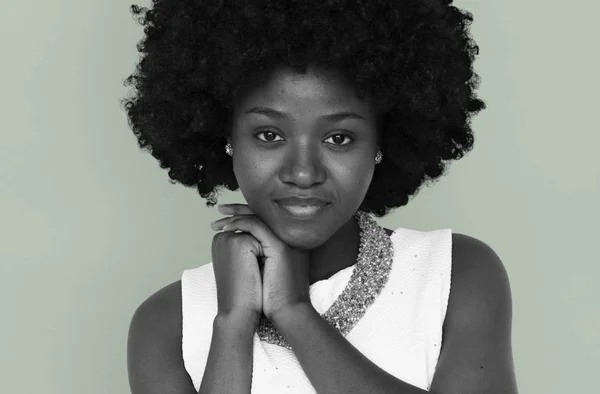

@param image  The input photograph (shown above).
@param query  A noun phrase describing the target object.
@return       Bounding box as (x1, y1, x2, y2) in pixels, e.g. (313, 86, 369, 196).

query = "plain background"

(1, 0, 598, 393)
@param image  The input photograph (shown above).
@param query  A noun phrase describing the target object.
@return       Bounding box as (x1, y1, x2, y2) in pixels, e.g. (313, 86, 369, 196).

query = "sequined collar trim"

(256, 210, 394, 349)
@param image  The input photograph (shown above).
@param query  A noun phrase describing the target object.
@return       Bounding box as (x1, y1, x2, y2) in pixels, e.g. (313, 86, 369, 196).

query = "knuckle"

(230, 233, 252, 245)
(212, 231, 231, 246)
(213, 231, 248, 245)
(212, 230, 260, 255)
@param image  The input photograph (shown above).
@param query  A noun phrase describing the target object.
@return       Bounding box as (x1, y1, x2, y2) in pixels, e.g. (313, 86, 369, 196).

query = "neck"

(307, 215, 360, 285)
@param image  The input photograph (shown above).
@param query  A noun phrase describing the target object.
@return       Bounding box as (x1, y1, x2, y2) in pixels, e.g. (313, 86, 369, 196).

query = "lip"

(275, 197, 329, 206)
(275, 200, 330, 219)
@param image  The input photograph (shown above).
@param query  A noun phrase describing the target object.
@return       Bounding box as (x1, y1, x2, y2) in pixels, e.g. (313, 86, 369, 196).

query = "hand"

(211, 203, 312, 323)
(210, 208, 263, 323)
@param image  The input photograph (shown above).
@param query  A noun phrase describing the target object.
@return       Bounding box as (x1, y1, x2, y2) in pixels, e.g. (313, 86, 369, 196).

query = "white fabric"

(181, 226, 452, 393)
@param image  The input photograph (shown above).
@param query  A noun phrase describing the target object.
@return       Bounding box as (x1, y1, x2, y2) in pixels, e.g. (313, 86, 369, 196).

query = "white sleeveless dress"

(181, 226, 452, 393)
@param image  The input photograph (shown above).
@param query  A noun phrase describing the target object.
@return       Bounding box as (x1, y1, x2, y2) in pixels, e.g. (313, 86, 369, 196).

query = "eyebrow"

(243, 106, 366, 122)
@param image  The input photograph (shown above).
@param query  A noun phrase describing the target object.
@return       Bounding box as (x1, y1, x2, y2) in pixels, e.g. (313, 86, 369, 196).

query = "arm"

(198, 312, 258, 394)
(127, 282, 198, 394)
(127, 281, 259, 394)
(273, 303, 427, 394)
(428, 234, 519, 393)
(271, 234, 518, 394)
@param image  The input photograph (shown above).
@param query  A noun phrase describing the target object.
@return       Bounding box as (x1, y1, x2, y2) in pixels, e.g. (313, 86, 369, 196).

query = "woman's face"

(229, 65, 380, 250)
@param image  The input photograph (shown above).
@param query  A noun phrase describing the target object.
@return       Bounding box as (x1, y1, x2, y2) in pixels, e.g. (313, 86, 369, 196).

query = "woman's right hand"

(211, 229, 263, 325)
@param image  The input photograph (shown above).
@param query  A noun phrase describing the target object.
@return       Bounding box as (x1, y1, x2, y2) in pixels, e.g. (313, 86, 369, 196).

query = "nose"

(279, 144, 326, 188)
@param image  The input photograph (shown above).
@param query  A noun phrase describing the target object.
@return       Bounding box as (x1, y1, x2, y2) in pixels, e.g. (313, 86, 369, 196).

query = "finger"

(210, 214, 255, 231)
(221, 217, 282, 257)
(218, 203, 254, 216)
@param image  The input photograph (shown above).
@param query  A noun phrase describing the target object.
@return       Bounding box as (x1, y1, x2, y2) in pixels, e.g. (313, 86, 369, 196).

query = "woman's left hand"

(211, 203, 312, 324)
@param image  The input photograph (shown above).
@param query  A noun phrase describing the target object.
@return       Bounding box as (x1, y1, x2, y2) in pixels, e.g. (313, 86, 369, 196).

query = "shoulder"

(130, 279, 183, 337)
(449, 232, 511, 301)
(127, 280, 195, 393)
(447, 232, 512, 327)
(428, 232, 517, 392)
(129, 280, 183, 350)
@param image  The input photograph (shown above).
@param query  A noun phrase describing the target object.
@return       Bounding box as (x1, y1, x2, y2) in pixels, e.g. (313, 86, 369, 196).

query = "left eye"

(324, 134, 353, 146)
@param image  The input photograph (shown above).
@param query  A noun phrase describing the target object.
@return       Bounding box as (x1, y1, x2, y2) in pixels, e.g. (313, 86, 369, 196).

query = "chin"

(259, 200, 341, 250)
(276, 227, 329, 251)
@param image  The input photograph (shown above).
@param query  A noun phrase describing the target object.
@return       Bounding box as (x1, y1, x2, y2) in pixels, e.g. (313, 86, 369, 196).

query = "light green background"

(1, 0, 598, 393)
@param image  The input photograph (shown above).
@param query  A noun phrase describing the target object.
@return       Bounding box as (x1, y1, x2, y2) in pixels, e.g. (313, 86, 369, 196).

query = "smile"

(276, 202, 330, 219)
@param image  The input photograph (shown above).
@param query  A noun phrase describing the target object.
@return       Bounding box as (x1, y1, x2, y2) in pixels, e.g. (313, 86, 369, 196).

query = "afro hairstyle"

(120, 0, 485, 217)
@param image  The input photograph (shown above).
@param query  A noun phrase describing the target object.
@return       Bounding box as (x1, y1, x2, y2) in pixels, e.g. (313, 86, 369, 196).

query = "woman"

(122, 1, 518, 393)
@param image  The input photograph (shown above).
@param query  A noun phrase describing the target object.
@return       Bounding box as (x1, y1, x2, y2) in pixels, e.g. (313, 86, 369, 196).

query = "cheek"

(332, 160, 375, 204)
(233, 154, 273, 196)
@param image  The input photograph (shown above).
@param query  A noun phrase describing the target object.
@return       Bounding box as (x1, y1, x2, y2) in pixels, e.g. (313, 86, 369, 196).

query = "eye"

(255, 130, 284, 142)
(324, 133, 353, 146)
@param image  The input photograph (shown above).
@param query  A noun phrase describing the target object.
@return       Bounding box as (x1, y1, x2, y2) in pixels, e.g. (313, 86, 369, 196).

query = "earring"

(225, 142, 233, 157)
(375, 150, 383, 164)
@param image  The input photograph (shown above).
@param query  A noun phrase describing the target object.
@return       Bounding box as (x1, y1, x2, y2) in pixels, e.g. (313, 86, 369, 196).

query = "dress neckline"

(256, 213, 398, 349)
(309, 226, 398, 288)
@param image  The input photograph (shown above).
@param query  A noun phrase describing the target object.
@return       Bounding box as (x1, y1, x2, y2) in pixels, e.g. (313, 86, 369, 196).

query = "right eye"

(255, 130, 284, 142)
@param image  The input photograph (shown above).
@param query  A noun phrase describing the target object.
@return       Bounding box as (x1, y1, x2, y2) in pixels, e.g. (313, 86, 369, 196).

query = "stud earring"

(375, 150, 383, 164)
(225, 142, 233, 157)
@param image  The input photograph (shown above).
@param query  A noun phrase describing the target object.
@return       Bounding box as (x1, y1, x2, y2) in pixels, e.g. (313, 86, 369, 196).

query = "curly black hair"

(120, 0, 485, 218)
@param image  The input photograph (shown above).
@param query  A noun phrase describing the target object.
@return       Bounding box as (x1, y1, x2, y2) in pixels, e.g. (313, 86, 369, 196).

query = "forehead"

(233, 65, 374, 116)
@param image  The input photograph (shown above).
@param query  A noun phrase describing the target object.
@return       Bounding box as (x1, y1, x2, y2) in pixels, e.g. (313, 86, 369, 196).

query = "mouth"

(275, 201, 330, 219)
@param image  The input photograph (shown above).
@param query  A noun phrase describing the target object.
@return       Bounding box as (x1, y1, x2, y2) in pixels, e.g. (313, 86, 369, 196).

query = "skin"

(226, 63, 386, 285)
